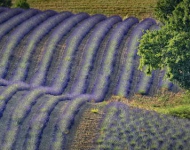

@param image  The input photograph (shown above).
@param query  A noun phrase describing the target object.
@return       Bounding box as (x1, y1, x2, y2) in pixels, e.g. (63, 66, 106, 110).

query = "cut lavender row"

(0, 9, 40, 42)
(28, 13, 89, 90)
(71, 16, 122, 95)
(38, 14, 106, 89)
(96, 102, 190, 150)
(116, 18, 157, 98)
(12, 12, 73, 82)
(0, 10, 57, 78)
(92, 17, 138, 101)
(0, 8, 24, 25)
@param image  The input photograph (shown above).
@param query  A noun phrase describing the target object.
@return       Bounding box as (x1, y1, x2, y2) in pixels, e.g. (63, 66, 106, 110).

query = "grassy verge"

(127, 88, 190, 119)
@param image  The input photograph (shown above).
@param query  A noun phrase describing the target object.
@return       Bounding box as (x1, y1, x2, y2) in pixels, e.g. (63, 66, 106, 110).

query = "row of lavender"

(0, 8, 95, 149)
(0, 7, 180, 100)
(0, 14, 176, 134)
(0, 7, 183, 149)
(96, 102, 190, 149)
(0, 88, 96, 149)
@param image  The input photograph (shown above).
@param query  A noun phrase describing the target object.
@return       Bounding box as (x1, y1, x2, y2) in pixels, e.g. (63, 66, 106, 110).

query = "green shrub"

(14, 0, 30, 9)
(169, 105, 190, 119)
(154, 0, 182, 24)
(138, 0, 190, 90)
(0, 0, 12, 7)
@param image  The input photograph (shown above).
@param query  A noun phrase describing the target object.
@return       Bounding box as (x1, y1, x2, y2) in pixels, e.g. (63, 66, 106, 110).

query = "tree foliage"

(14, 0, 30, 9)
(169, 0, 190, 32)
(0, 0, 12, 7)
(154, 0, 182, 24)
(138, 0, 190, 90)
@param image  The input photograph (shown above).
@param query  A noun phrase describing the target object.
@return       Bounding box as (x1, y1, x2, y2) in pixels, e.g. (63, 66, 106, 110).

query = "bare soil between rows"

(65, 102, 105, 150)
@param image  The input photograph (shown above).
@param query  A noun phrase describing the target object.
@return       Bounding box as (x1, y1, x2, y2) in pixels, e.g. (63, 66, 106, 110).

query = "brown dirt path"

(67, 102, 106, 150)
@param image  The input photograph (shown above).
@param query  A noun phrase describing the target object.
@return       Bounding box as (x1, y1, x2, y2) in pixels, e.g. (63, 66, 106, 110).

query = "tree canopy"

(154, 0, 182, 24)
(0, 0, 12, 7)
(138, 0, 190, 90)
(13, 0, 30, 9)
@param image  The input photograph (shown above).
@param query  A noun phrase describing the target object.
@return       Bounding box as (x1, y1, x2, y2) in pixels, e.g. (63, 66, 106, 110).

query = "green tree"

(165, 32, 190, 89)
(154, 0, 182, 24)
(0, 0, 12, 7)
(138, 0, 190, 90)
(14, 0, 30, 9)
(168, 0, 190, 32)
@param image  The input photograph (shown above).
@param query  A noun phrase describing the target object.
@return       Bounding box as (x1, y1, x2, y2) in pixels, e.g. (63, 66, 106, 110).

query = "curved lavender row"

(135, 24, 160, 95)
(23, 94, 91, 150)
(51, 94, 93, 150)
(0, 8, 24, 25)
(0, 83, 29, 119)
(135, 66, 155, 95)
(0, 10, 57, 78)
(158, 69, 174, 91)
(71, 16, 122, 95)
(0, 91, 90, 149)
(9, 88, 77, 126)
(31, 14, 106, 87)
(92, 17, 139, 102)
(12, 12, 73, 82)
(0, 9, 40, 42)
(115, 18, 157, 98)
(24, 13, 89, 87)
(0, 78, 11, 85)
(20, 96, 60, 150)
(0, 7, 9, 13)
(3, 91, 91, 150)
(1, 89, 48, 150)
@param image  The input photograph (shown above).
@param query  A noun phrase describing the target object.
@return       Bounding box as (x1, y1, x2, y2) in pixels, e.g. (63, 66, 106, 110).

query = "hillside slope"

(0, 7, 183, 150)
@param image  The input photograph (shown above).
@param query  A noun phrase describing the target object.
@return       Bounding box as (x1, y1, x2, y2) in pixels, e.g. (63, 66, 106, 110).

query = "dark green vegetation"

(0, 0, 12, 7)
(0, 0, 30, 8)
(138, 0, 190, 90)
(128, 89, 190, 119)
(13, 0, 30, 9)
(154, 0, 181, 23)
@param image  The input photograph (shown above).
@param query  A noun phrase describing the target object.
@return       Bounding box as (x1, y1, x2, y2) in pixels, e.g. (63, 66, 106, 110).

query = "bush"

(169, 105, 190, 119)
(0, 0, 12, 7)
(154, 0, 182, 24)
(14, 0, 30, 9)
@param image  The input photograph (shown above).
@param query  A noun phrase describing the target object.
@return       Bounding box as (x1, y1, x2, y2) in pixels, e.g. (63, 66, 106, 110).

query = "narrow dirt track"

(68, 103, 105, 150)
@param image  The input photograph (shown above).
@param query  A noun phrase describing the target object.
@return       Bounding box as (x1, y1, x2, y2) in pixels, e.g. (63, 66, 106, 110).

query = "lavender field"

(0, 7, 188, 150)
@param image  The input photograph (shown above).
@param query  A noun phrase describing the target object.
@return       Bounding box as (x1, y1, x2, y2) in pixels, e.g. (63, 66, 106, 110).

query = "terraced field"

(0, 7, 189, 150)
